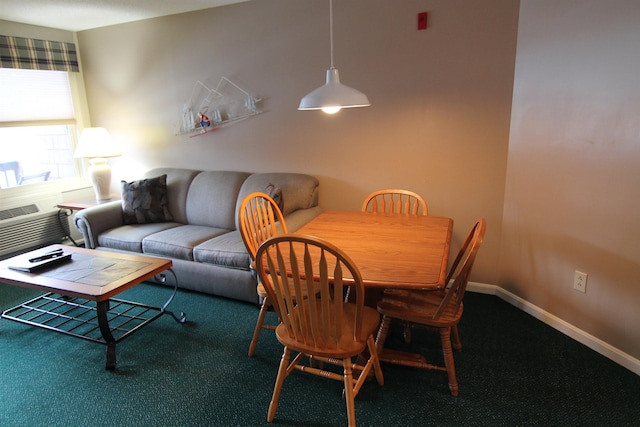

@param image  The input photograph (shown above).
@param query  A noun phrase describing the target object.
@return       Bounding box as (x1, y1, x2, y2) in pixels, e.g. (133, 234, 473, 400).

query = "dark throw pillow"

(265, 183, 284, 213)
(121, 174, 173, 225)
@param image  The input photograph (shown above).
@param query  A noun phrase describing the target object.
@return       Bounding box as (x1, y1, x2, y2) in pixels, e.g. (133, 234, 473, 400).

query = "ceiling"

(0, 0, 250, 32)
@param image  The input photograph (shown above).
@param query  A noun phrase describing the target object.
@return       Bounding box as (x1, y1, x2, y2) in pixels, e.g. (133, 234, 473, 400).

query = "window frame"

(0, 69, 92, 205)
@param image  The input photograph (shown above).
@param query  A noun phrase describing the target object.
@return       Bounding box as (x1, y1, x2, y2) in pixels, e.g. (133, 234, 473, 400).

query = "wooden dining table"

(293, 211, 453, 303)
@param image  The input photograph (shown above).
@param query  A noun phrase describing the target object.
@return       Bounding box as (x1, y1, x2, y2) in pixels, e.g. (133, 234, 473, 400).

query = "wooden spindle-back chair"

(238, 192, 288, 357)
(256, 234, 384, 427)
(362, 189, 428, 216)
(375, 218, 486, 396)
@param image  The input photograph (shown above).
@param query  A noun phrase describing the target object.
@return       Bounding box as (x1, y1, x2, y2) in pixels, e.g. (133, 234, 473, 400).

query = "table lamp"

(74, 127, 121, 201)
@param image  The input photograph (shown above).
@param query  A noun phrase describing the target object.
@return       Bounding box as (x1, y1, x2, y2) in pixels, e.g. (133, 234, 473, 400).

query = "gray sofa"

(74, 168, 321, 304)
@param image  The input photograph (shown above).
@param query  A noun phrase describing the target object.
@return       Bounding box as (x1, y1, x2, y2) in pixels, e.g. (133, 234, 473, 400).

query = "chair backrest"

(255, 234, 366, 349)
(238, 192, 288, 261)
(362, 189, 428, 215)
(434, 218, 486, 319)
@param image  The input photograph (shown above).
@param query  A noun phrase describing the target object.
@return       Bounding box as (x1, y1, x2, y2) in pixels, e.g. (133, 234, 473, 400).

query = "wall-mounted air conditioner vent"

(0, 202, 69, 258)
(0, 204, 40, 221)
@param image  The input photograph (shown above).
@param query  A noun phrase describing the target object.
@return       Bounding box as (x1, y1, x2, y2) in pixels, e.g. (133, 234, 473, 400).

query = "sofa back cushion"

(140, 169, 318, 232)
(144, 168, 200, 224)
(186, 171, 251, 229)
(236, 173, 319, 218)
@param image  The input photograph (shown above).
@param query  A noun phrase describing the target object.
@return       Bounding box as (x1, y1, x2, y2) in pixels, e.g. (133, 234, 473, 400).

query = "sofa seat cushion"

(193, 230, 251, 270)
(97, 222, 181, 253)
(142, 225, 230, 261)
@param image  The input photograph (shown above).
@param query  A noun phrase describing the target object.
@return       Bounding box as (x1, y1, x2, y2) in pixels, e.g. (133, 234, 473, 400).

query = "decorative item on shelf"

(176, 77, 262, 137)
(298, 0, 370, 114)
(198, 112, 211, 133)
(74, 127, 121, 201)
(182, 103, 196, 134)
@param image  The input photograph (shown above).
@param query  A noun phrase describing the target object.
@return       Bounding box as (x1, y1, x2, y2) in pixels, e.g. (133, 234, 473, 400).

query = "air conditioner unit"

(0, 200, 70, 259)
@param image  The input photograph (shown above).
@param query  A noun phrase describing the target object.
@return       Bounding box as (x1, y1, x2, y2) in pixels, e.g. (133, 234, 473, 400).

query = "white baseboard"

(467, 282, 640, 376)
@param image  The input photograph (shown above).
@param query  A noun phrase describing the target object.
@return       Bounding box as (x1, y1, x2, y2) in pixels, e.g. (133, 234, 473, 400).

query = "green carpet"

(1, 283, 638, 426)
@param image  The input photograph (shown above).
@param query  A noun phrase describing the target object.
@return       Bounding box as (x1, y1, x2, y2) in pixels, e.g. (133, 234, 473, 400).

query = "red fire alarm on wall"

(418, 12, 428, 30)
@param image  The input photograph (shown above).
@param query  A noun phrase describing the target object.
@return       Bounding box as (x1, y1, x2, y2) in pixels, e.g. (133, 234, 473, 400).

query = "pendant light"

(298, 0, 370, 114)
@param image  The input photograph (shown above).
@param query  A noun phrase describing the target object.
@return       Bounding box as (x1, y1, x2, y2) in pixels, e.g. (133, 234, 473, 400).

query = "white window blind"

(0, 68, 75, 124)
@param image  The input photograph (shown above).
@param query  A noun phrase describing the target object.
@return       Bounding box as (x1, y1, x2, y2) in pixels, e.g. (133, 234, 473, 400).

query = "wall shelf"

(176, 77, 262, 136)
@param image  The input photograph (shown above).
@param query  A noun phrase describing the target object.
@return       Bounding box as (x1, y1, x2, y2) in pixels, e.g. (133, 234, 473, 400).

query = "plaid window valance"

(0, 35, 79, 72)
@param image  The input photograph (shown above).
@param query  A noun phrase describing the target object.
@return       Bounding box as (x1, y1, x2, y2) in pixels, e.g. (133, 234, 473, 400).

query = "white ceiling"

(0, 0, 250, 32)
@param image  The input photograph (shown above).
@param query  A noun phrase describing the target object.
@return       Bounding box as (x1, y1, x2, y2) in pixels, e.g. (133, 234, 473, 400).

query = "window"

(0, 125, 76, 188)
(0, 68, 79, 189)
(1, 34, 83, 191)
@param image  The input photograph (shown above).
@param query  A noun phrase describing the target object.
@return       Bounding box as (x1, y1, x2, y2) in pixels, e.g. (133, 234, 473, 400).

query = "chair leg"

(367, 335, 385, 386)
(375, 315, 392, 354)
(267, 347, 291, 422)
(403, 320, 412, 343)
(440, 327, 459, 397)
(342, 358, 357, 427)
(248, 295, 271, 357)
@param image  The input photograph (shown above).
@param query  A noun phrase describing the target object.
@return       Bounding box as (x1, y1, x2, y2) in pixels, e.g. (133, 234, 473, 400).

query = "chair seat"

(378, 289, 463, 327)
(257, 281, 268, 298)
(275, 304, 380, 359)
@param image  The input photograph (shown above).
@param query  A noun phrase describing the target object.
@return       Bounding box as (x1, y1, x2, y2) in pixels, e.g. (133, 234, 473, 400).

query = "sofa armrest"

(73, 200, 124, 249)
(284, 206, 323, 232)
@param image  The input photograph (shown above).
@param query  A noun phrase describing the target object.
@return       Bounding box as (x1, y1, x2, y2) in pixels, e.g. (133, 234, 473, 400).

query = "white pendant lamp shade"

(298, 0, 369, 114)
(298, 68, 370, 114)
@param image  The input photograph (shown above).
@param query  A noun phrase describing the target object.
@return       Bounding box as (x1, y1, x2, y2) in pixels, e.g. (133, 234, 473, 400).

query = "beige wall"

(501, 0, 640, 361)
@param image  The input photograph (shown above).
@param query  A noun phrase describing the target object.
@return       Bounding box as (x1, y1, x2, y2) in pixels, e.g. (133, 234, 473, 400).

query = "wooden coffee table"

(0, 244, 186, 370)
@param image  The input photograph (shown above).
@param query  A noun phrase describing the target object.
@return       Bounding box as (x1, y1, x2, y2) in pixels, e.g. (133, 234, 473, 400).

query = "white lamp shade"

(298, 68, 370, 112)
(74, 127, 121, 158)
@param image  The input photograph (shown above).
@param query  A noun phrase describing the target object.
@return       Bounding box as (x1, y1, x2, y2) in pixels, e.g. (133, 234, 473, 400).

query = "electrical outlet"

(573, 271, 587, 293)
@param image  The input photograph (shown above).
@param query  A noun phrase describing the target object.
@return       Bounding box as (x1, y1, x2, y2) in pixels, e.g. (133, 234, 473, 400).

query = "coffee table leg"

(96, 300, 117, 370)
(157, 269, 186, 324)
